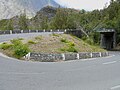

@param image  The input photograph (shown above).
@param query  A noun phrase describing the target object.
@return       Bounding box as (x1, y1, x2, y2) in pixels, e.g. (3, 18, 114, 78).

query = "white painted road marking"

(0, 72, 45, 75)
(103, 61, 117, 65)
(111, 85, 120, 90)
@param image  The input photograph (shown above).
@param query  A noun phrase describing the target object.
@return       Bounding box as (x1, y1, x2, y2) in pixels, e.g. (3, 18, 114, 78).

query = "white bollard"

(36, 30, 38, 33)
(10, 30, 12, 34)
(25, 52, 31, 60)
(77, 53, 79, 60)
(50, 29, 52, 32)
(99, 52, 102, 57)
(43, 29, 45, 32)
(21, 30, 23, 33)
(62, 54, 65, 61)
(64, 29, 67, 32)
(90, 53, 93, 58)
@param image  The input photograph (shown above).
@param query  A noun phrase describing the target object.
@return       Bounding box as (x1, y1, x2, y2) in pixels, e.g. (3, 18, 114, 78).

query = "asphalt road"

(0, 33, 120, 90)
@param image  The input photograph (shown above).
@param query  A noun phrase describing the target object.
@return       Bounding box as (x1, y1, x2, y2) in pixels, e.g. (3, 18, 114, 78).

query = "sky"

(55, 0, 111, 11)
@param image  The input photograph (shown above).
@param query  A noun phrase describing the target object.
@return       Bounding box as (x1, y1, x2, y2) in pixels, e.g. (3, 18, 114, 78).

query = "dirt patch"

(27, 34, 105, 53)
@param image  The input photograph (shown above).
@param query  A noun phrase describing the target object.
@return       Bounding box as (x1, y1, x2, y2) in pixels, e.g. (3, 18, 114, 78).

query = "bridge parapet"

(97, 28, 115, 33)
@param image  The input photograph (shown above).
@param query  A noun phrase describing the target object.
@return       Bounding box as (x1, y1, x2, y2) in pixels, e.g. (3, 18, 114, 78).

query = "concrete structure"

(98, 28, 116, 50)
(24, 52, 109, 62)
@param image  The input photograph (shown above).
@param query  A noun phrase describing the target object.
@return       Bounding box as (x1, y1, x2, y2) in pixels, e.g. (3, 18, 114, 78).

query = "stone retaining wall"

(24, 52, 109, 62)
(29, 53, 63, 62)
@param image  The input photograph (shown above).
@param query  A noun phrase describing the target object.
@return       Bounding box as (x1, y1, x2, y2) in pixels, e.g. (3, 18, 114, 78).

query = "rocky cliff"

(0, 0, 59, 20)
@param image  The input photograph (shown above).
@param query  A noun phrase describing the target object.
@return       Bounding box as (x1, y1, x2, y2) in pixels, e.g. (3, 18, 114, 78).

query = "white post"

(43, 29, 45, 32)
(21, 30, 23, 33)
(99, 52, 102, 57)
(64, 29, 67, 33)
(25, 52, 31, 60)
(50, 29, 52, 32)
(10, 30, 12, 34)
(36, 30, 38, 33)
(62, 54, 65, 61)
(77, 53, 79, 60)
(90, 53, 93, 58)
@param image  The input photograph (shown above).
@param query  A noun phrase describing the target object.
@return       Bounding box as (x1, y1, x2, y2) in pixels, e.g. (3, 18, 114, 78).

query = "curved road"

(0, 33, 120, 90)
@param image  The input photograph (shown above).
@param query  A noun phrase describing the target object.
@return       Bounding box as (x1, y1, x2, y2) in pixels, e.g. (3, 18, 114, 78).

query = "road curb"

(24, 52, 109, 62)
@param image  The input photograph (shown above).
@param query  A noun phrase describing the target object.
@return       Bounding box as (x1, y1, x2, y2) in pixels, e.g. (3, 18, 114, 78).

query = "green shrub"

(60, 38, 77, 53)
(0, 39, 30, 59)
(18, 38, 24, 40)
(10, 39, 30, 58)
(60, 46, 78, 53)
(52, 33, 60, 37)
(10, 39, 22, 45)
(67, 46, 78, 53)
(85, 38, 94, 45)
(67, 42, 75, 46)
(60, 48, 66, 52)
(14, 44, 30, 58)
(60, 38, 68, 43)
(35, 36, 42, 40)
(0, 43, 13, 50)
(28, 40, 36, 44)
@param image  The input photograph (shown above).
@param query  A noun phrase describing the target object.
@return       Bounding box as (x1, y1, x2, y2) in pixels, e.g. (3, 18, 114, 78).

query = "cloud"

(55, 0, 110, 10)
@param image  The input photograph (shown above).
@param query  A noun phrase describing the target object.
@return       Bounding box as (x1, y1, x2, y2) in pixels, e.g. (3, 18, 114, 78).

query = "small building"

(97, 28, 116, 50)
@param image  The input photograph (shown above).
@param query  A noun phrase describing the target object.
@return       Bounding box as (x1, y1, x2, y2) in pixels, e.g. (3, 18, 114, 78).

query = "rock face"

(0, 0, 59, 20)
(35, 6, 57, 20)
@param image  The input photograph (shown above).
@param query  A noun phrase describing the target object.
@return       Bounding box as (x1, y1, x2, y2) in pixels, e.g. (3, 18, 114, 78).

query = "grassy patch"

(28, 40, 36, 44)
(67, 41, 75, 46)
(66, 46, 78, 53)
(52, 33, 60, 37)
(13, 44, 30, 59)
(60, 38, 69, 43)
(60, 47, 77, 53)
(0, 39, 30, 59)
(10, 39, 22, 45)
(35, 36, 42, 40)
(11, 39, 30, 58)
(60, 38, 77, 53)
(0, 42, 13, 50)
(18, 38, 24, 40)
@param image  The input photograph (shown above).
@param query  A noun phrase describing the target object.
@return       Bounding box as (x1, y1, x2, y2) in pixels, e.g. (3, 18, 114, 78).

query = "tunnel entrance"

(98, 29, 116, 50)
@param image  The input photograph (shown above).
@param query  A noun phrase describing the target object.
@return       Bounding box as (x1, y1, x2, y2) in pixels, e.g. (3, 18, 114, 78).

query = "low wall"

(0, 29, 82, 37)
(29, 53, 63, 62)
(24, 52, 109, 62)
(0, 29, 65, 35)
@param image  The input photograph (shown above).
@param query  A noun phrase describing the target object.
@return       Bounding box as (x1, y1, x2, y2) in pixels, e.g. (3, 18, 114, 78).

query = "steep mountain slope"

(0, 0, 59, 20)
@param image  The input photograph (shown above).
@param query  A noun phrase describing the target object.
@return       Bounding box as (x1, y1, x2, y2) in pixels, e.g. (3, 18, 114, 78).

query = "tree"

(50, 8, 68, 29)
(40, 16, 48, 29)
(7, 19, 13, 30)
(19, 13, 28, 30)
